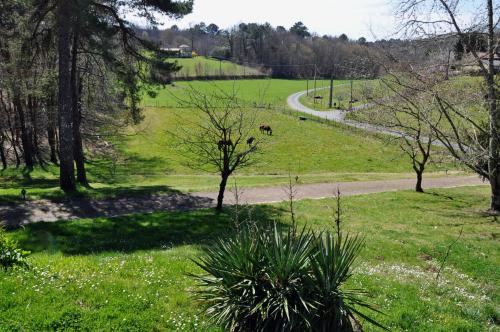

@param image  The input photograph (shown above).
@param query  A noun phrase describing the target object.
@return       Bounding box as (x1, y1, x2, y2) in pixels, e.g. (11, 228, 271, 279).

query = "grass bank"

(0, 185, 496, 331)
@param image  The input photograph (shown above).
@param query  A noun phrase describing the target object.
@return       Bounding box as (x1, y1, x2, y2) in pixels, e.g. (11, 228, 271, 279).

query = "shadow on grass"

(425, 191, 455, 201)
(0, 151, 174, 203)
(1, 185, 209, 229)
(0, 173, 59, 190)
(0, 183, 180, 206)
(86, 151, 172, 184)
(13, 205, 286, 255)
(49, 185, 179, 202)
(418, 190, 493, 225)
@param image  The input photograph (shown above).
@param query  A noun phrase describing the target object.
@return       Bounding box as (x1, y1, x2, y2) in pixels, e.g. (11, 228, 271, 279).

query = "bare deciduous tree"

(368, 73, 440, 192)
(395, 0, 499, 210)
(175, 87, 263, 211)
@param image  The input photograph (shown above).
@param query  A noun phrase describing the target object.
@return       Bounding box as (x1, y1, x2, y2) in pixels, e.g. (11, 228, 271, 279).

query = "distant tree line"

(135, 22, 382, 79)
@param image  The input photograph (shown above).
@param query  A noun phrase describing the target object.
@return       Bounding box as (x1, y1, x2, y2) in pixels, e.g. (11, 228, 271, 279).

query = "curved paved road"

(0, 175, 484, 228)
(287, 89, 407, 137)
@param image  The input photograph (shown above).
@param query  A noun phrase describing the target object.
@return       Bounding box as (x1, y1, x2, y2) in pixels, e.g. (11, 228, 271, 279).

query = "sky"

(131, 0, 399, 40)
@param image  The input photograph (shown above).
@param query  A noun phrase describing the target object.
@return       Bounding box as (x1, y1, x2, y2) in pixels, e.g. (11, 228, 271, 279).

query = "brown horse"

(218, 139, 233, 150)
(259, 124, 273, 135)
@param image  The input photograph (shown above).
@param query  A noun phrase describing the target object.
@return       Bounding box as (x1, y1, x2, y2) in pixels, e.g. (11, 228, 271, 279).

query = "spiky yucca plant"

(309, 233, 385, 331)
(192, 224, 384, 331)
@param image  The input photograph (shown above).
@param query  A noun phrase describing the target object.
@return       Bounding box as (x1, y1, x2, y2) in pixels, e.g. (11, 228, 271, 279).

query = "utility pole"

(349, 79, 353, 110)
(313, 64, 317, 105)
(445, 49, 451, 80)
(219, 59, 222, 76)
(306, 78, 309, 96)
(328, 74, 334, 108)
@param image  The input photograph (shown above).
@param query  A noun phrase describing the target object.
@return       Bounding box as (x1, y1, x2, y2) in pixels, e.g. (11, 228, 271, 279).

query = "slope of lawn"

(346, 75, 488, 125)
(299, 79, 378, 111)
(170, 57, 263, 79)
(121, 106, 419, 175)
(0, 79, 458, 202)
(0, 185, 496, 331)
(141, 78, 332, 108)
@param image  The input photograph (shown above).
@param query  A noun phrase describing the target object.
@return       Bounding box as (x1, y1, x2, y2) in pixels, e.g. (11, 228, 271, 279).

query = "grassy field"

(141, 78, 331, 108)
(346, 76, 488, 125)
(0, 78, 460, 202)
(299, 79, 378, 111)
(123, 106, 418, 175)
(1, 185, 497, 331)
(170, 57, 263, 78)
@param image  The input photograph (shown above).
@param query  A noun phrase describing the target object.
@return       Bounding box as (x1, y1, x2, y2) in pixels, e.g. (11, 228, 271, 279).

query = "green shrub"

(192, 224, 384, 331)
(0, 225, 30, 270)
(309, 233, 384, 331)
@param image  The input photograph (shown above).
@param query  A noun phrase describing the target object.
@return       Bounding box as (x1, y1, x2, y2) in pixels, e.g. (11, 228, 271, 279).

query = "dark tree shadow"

(13, 204, 286, 255)
(0, 173, 59, 190)
(0, 187, 208, 228)
(425, 191, 455, 201)
(86, 152, 173, 184)
(0, 152, 175, 203)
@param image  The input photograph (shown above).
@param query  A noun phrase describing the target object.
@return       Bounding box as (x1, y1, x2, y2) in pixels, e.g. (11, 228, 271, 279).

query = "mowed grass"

(346, 75, 489, 125)
(122, 106, 418, 175)
(141, 78, 331, 108)
(134, 79, 449, 174)
(1, 185, 497, 331)
(299, 79, 378, 111)
(0, 78, 460, 202)
(171, 57, 263, 78)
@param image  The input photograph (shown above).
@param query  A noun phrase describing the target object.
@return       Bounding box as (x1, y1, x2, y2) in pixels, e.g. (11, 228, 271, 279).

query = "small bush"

(0, 225, 30, 270)
(192, 224, 384, 331)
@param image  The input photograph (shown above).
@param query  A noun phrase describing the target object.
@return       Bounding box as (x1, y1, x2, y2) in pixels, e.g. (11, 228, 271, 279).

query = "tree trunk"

(329, 75, 334, 108)
(29, 96, 44, 165)
(71, 28, 88, 186)
(12, 137, 20, 168)
(47, 93, 59, 164)
(216, 174, 229, 211)
(14, 94, 34, 169)
(57, 0, 76, 192)
(0, 134, 7, 170)
(486, 0, 499, 212)
(3, 98, 20, 168)
(47, 121, 58, 164)
(415, 170, 424, 193)
(490, 176, 500, 211)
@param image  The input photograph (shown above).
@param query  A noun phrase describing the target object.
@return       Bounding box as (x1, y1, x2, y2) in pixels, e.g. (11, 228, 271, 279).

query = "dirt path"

(0, 176, 485, 228)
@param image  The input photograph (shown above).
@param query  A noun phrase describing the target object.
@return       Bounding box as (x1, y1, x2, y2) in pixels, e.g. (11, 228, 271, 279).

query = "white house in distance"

(161, 44, 192, 58)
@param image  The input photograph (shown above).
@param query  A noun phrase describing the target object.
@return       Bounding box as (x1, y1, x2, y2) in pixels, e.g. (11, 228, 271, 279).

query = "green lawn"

(1, 185, 496, 331)
(1, 106, 452, 201)
(346, 75, 488, 125)
(0, 78, 458, 202)
(142, 78, 333, 108)
(299, 80, 378, 111)
(122, 106, 417, 175)
(170, 57, 263, 79)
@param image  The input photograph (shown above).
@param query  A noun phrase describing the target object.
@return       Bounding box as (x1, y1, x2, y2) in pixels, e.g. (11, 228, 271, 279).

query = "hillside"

(1, 79, 456, 202)
(170, 57, 265, 79)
